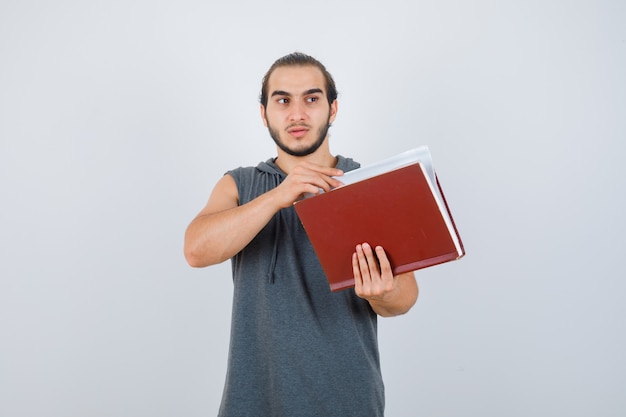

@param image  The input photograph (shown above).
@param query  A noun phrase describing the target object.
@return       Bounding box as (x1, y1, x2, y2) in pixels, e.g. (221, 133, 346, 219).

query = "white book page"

(335, 146, 436, 187)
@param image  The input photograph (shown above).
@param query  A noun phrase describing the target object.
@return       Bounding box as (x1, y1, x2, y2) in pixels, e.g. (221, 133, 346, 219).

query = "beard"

(267, 118, 331, 157)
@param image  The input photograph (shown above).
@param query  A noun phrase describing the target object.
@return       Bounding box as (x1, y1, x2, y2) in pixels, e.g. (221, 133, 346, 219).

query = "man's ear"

(260, 104, 268, 127)
(329, 100, 338, 125)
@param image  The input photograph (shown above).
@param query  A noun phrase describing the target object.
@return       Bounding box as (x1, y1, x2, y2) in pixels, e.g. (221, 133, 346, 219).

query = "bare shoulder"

(196, 174, 239, 217)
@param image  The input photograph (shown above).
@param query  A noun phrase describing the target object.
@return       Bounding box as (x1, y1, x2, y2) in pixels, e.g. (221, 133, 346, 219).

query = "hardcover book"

(294, 146, 465, 292)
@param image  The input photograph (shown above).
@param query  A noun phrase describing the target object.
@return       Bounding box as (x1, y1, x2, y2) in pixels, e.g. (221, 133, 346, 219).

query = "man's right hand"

(270, 161, 344, 209)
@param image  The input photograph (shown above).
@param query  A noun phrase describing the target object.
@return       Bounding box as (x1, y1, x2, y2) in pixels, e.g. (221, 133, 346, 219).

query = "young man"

(184, 52, 418, 417)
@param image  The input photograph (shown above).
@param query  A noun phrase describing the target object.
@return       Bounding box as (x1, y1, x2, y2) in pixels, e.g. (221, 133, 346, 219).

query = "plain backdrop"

(1, 1, 625, 416)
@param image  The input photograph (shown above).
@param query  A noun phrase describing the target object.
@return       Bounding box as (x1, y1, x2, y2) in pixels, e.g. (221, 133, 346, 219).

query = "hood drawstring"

(258, 161, 283, 285)
(266, 209, 280, 284)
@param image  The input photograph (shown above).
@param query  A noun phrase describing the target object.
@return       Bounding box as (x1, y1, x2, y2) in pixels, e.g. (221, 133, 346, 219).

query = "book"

(294, 146, 465, 292)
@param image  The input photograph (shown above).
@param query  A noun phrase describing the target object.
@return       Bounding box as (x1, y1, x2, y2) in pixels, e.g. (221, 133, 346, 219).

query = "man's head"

(260, 52, 339, 157)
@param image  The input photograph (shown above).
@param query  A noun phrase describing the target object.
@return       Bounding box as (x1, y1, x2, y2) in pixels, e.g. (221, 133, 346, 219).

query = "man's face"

(261, 65, 337, 157)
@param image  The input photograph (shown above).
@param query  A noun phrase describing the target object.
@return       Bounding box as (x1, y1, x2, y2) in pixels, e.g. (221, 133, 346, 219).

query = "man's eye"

(278, 98, 289, 104)
(307, 97, 319, 103)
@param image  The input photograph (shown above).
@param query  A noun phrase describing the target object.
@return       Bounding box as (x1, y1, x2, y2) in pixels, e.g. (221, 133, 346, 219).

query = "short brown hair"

(259, 52, 338, 107)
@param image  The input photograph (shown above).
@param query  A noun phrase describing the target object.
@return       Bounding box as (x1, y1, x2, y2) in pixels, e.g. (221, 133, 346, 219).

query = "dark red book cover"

(294, 162, 464, 291)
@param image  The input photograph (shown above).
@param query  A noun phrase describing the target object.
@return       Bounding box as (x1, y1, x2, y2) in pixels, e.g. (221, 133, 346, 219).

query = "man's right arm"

(184, 162, 343, 268)
(184, 174, 281, 267)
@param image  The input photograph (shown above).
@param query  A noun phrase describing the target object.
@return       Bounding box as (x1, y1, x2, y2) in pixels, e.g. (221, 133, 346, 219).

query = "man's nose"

(289, 101, 306, 121)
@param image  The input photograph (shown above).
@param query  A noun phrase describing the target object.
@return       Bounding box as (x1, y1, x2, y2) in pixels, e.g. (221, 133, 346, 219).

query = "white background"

(1, 1, 625, 416)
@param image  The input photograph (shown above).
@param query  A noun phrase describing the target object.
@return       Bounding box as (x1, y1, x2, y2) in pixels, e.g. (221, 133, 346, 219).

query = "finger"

(355, 244, 372, 283)
(374, 246, 393, 279)
(315, 172, 343, 191)
(297, 172, 342, 193)
(374, 246, 395, 292)
(352, 252, 363, 289)
(295, 164, 344, 190)
(300, 161, 344, 177)
(354, 246, 374, 298)
(361, 243, 381, 279)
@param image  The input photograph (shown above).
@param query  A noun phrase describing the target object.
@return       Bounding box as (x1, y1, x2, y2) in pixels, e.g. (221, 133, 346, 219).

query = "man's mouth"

(287, 125, 310, 138)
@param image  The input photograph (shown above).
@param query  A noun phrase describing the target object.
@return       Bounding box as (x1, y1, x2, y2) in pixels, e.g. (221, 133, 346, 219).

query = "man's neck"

(274, 148, 337, 174)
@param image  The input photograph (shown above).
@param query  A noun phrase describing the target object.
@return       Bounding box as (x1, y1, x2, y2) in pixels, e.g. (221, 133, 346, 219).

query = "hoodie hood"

(257, 155, 359, 176)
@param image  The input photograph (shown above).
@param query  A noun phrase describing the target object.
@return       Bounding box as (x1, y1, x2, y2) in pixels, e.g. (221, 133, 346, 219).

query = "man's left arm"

(352, 243, 419, 317)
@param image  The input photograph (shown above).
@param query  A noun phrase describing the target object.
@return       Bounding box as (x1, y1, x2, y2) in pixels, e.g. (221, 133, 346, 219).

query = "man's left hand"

(352, 242, 418, 317)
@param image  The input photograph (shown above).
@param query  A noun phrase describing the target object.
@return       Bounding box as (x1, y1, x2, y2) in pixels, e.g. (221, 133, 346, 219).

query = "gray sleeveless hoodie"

(218, 156, 384, 417)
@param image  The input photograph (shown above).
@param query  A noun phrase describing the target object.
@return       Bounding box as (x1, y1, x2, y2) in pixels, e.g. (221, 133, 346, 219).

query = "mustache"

(285, 123, 312, 130)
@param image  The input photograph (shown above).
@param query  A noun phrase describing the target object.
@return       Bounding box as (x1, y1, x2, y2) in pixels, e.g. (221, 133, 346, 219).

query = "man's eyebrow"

(270, 88, 325, 97)
(271, 90, 291, 97)
(304, 88, 324, 96)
